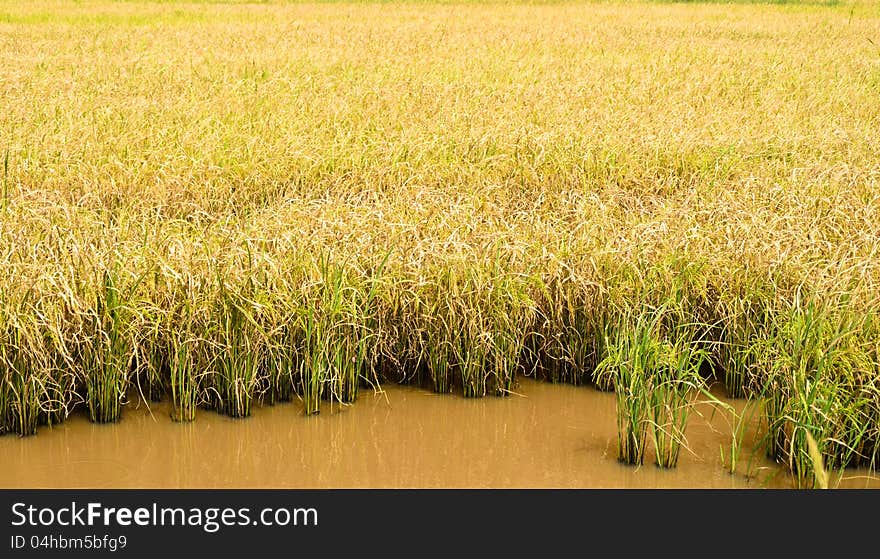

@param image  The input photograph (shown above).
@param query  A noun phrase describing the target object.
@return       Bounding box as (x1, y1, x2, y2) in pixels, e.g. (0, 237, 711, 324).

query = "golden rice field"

(1, 0, 879, 487)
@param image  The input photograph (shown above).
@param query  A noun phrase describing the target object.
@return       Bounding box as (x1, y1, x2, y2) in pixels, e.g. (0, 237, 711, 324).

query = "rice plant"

(750, 295, 879, 487)
(595, 307, 662, 466)
(300, 303, 327, 415)
(81, 271, 134, 424)
(38, 300, 79, 427)
(136, 307, 168, 404)
(261, 320, 298, 406)
(169, 331, 200, 422)
(647, 335, 708, 469)
(419, 271, 457, 394)
(0, 310, 48, 437)
(208, 282, 261, 418)
(533, 273, 608, 388)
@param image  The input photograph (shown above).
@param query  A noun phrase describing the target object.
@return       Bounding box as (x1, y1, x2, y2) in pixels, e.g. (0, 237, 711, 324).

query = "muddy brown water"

(1, 378, 877, 489)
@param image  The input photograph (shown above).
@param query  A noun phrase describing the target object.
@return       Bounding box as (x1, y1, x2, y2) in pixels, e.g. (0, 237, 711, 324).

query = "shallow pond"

(1, 378, 877, 489)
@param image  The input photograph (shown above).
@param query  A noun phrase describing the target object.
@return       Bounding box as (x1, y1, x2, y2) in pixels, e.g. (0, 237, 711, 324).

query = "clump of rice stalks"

(169, 330, 201, 422)
(596, 278, 714, 469)
(418, 269, 458, 394)
(207, 279, 262, 418)
(713, 273, 781, 399)
(0, 302, 51, 436)
(296, 253, 386, 414)
(860, 324, 880, 468)
(751, 294, 879, 487)
(533, 271, 608, 388)
(486, 269, 535, 396)
(374, 277, 423, 386)
(0, 289, 83, 436)
(135, 310, 167, 404)
(80, 270, 136, 424)
(314, 265, 352, 406)
(261, 319, 299, 407)
(40, 307, 79, 427)
(133, 276, 172, 404)
(328, 258, 384, 404)
(423, 258, 533, 398)
(454, 311, 491, 398)
(406, 256, 533, 398)
(134, 272, 206, 422)
(595, 307, 660, 466)
(252, 260, 310, 407)
(420, 266, 491, 397)
(648, 333, 708, 468)
(299, 301, 327, 415)
(168, 295, 205, 422)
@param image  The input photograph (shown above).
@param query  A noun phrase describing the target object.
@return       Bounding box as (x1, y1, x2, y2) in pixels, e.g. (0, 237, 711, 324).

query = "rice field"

(1, 0, 879, 488)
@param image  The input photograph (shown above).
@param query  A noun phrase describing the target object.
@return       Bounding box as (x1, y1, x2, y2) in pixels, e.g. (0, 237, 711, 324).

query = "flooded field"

(3, 0, 880, 491)
(2, 378, 877, 489)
